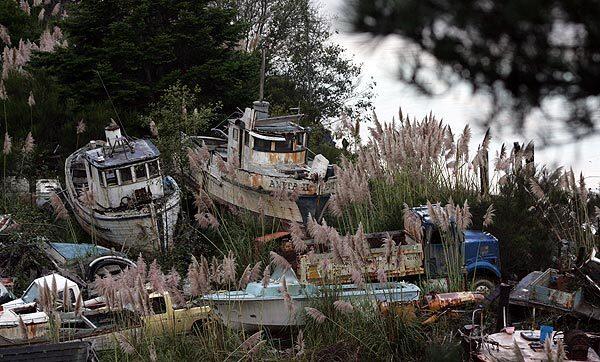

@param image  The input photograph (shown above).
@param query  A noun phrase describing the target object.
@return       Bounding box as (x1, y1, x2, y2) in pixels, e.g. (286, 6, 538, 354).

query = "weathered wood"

(0, 341, 91, 362)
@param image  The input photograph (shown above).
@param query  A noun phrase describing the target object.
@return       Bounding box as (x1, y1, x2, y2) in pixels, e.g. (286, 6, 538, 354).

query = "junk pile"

(510, 248, 600, 321)
(457, 248, 600, 361)
(0, 271, 211, 354)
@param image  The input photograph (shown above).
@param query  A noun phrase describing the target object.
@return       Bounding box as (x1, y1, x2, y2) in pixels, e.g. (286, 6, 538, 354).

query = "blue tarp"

(49, 242, 112, 261)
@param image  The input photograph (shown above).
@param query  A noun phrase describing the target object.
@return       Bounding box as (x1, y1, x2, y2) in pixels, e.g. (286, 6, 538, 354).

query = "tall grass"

(329, 112, 483, 234)
(329, 111, 599, 276)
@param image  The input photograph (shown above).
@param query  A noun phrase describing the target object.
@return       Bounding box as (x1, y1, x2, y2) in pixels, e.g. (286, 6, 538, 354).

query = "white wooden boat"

(202, 268, 420, 330)
(65, 124, 181, 251)
(188, 101, 336, 224)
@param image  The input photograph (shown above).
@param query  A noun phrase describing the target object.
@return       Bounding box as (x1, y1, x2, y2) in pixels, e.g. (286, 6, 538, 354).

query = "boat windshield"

(21, 283, 39, 303)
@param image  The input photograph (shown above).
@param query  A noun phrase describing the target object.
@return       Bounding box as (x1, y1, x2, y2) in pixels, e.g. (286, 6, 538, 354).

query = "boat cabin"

(226, 101, 309, 172)
(81, 126, 165, 210)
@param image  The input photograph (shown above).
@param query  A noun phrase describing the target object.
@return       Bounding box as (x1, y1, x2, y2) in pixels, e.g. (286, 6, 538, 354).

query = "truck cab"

(412, 207, 501, 294)
(144, 292, 211, 335)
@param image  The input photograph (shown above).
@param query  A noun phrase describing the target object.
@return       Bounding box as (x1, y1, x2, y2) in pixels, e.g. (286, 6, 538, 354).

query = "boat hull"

(190, 166, 332, 224)
(204, 283, 420, 331)
(0, 321, 48, 342)
(67, 194, 180, 251)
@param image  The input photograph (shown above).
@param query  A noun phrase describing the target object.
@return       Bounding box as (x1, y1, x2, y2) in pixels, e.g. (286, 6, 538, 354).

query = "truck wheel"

(472, 277, 496, 295)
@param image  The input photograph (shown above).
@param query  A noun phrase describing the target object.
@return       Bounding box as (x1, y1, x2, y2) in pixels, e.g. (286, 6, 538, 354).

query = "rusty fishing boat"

(187, 100, 336, 224)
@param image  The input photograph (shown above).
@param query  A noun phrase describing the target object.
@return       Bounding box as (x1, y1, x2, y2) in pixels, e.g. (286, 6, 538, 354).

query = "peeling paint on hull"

(190, 166, 333, 224)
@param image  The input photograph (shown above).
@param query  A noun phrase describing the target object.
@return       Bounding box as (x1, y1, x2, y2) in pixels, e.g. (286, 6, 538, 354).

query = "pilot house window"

(119, 167, 133, 184)
(274, 137, 294, 152)
(294, 133, 305, 150)
(148, 161, 160, 178)
(104, 170, 118, 187)
(253, 138, 271, 151)
(135, 164, 147, 181)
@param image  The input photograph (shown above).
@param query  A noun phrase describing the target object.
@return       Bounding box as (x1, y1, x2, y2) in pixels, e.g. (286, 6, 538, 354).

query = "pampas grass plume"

(304, 307, 326, 324)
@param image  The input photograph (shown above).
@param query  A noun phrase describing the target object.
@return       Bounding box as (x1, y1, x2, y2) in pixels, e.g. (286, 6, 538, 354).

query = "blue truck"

(411, 206, 502, 294)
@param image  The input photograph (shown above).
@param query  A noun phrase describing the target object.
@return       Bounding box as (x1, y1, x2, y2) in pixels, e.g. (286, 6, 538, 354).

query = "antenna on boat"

(252, 49, 270, 122)
(94, 70, 129, 139)
(259, 48, 266, 102)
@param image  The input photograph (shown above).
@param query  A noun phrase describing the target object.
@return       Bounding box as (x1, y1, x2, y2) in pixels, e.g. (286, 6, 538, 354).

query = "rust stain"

(249, 173, 263, 189)
(266, 151, 305, 165)
(548, 289, 575, 308)
(424, 292, 485, 311)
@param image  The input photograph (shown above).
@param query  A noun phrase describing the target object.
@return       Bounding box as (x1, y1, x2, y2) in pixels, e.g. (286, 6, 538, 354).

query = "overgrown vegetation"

(1, 1, 599, 361)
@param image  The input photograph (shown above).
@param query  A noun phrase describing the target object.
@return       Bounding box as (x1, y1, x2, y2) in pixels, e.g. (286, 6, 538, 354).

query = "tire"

(472, 276, 496, 295)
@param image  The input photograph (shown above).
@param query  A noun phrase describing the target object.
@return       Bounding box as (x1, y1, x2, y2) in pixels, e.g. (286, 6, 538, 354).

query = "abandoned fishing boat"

(187, 100, 336, 224)
(202, 267, 420, 330)
(65, 123, 181, 251)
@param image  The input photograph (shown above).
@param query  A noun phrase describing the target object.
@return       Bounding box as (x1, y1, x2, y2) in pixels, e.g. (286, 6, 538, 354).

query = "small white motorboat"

(202, 267, 420, 330)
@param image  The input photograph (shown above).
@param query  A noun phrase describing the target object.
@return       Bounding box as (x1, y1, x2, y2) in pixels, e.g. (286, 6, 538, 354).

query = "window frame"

(104, 169, 118, 187)
(147, 160, 160, 178)
(150, 296, 167, 315)
(119, 166, 134, 185)
(134, 163, 148, 182)
(253, 137, 272, 152)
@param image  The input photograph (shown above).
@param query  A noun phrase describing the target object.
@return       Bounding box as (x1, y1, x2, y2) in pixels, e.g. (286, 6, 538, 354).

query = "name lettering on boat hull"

(268, 179, 310, 192)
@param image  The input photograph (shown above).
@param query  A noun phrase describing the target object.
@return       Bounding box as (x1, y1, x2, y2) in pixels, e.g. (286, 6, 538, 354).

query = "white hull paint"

(204, 282, 420, 331)
(65, 151, 181, 251)
(209, 298, 309, 330)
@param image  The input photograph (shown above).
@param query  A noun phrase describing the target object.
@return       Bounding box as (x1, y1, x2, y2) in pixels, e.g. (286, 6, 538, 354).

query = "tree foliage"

(141, 82, 212, 176)
(350, 0, 600, 138)
(0, 0, 43, 44)
(31, 0, 259, 115)
(232, 0, 372, 123)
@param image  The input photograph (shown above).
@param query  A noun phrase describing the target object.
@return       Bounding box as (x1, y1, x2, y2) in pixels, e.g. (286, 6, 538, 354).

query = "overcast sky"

(320, 0, 600, 186)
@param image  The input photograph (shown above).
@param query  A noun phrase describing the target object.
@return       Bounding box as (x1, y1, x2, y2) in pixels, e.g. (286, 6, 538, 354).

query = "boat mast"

(259, 48, 266, 102)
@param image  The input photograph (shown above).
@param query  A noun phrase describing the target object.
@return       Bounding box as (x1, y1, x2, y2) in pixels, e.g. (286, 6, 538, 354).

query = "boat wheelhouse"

(65, 123, 181, 251)
(188, 101, 336, 224)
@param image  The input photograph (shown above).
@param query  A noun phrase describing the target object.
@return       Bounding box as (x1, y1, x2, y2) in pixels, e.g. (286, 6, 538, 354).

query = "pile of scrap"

(510, 248, 600, 321)
(420, 291, 485, 325)
(470, 329, 600, 361)
(0, 269, 211, 353)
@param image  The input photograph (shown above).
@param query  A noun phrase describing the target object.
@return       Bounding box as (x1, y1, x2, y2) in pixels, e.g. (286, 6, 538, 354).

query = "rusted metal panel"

(0, 321, 49, 342)
(299, 243, 425, 284)
(424, 292, 485, 311)
(254, 231, 291, 243)
(510, 269, 583, 312)
(200, 170, 304, 223)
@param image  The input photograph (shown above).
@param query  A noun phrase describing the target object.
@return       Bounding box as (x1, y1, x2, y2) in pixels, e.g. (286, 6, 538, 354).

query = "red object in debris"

(254, 231, 291, 244)
(0, 277, 14, 288)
